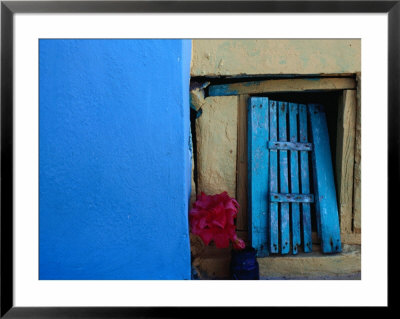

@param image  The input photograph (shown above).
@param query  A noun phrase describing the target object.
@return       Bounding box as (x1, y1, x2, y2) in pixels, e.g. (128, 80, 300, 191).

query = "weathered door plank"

(248, 97, 269, 257)
(309, 104, 342, 253)
(336, 90, 357, 235)
(236, 95, 249, 232)
(269, 100, 279, 253)
(268, 141, 312, 151)
(278, 101, 290, 254)
(289, 103, 301, 254)
(270, 193, 314, 203)
(299, 104, 312, 252)
(353, 73, 361, 234)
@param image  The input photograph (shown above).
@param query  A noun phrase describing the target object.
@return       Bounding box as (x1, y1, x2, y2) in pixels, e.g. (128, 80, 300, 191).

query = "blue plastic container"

(230, 246, 259, 280)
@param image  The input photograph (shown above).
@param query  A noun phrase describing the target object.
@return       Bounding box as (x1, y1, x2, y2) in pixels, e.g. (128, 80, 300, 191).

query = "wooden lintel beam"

(208, 77, 356, 96)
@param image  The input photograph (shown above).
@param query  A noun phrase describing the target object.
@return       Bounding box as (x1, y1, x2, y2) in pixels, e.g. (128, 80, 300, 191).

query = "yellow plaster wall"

(195, 96, 238, 198)
(191, 39, 361, 76)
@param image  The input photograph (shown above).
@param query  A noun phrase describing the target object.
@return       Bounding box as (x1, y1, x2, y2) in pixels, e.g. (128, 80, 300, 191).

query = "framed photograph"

(1, 0, 394, 316)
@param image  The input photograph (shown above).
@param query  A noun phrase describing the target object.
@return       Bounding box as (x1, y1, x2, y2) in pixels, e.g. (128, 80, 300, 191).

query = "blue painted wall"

(39, 39, 192, 279)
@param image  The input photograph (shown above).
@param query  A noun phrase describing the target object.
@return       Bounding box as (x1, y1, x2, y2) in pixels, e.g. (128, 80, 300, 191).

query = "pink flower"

(189, 191, 245, 250)
(233, 236, 246, 250)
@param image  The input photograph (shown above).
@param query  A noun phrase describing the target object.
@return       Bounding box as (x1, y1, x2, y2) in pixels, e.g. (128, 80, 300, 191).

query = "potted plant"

(189, 191, 259, 280)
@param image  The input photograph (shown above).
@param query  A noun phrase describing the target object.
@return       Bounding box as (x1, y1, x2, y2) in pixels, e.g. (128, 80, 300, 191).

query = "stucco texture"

(39, 39, 192, 279)
(195, 96, 239, 197)
(191, 39, 361, 76)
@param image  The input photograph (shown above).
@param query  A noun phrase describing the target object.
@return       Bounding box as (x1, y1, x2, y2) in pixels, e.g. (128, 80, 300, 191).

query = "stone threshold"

(258, 244, 361, 280)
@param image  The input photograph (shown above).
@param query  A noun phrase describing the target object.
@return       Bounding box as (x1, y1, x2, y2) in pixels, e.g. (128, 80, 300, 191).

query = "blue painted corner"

(39, 39, 192, 279)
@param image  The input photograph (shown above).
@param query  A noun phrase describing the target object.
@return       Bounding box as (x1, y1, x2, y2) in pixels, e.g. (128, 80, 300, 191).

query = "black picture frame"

(1, 1, 394, 317)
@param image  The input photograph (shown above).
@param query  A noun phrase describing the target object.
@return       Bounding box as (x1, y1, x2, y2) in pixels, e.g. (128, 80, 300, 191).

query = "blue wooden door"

(248, 98, 341, 255)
